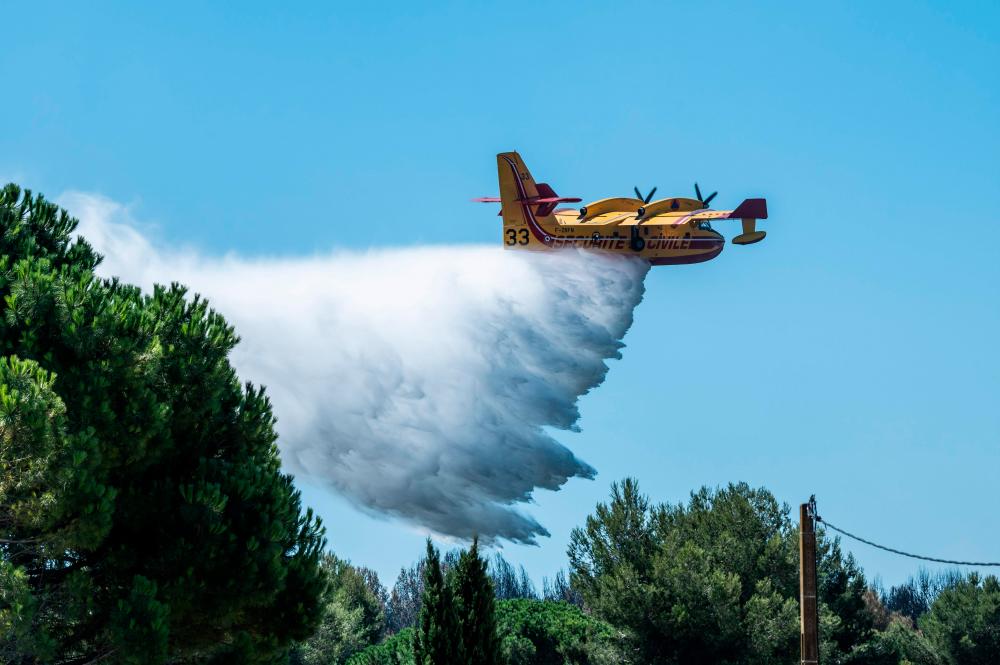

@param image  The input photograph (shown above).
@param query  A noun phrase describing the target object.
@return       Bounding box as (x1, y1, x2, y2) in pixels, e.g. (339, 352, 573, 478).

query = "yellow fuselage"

(504, 197, 726, 266)
(493, 152, 766, 266)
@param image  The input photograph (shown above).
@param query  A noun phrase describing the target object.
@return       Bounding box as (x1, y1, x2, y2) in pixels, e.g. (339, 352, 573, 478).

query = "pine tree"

(412, 540, 462, 665)
(0, 185, 327, 663)
(451, 537, 501, 665)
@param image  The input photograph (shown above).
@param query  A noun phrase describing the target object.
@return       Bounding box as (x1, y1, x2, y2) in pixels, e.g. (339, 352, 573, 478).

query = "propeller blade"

(634, 186, 643, 200)
(694, 183, 703, 202)
(703, 191, 717, 206)
(645, 186, 657, 203)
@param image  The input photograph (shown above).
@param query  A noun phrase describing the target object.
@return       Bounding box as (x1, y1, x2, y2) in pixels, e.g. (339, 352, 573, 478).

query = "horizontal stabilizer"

(532, 183, 582, 205)
(476, 180, 581, 218)
(531, 197, 583, 204)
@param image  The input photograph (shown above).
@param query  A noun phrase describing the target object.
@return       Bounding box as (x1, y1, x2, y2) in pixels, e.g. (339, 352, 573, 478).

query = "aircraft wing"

(649, 199, 768, 225)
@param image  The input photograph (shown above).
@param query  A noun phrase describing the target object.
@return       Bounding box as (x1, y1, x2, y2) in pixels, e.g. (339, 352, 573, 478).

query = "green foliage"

(880, 570, 964, 622)
(360, 539, 503, 665)
(385, 546, 539, 636)
(743, 580, 799, 665)
(387, 558, 426, 634)
(919, 573, 1000, 665)
(291, 554, 385, 665)
(496, 598, 624, 665)
(108, 575, 169, 665)
(542, 570, 582, 607)
(818, 533, 877, 656)
(489, 552, 538, 601)
(293, 554, 387, 665)
(412, 540, 462, 665)
(352, 599, 622, 665)
(843, 617, 943, 665)
(346, 628, 414, 665)
(0, 357, 75, 541)
(345, 487, 994, 665)
(568, 479, 876, 665)
(0, 184, 327, 663)
(451, 537, 501, 665)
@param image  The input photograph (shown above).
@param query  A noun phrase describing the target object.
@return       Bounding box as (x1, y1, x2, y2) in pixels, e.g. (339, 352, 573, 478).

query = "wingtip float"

(475, 151, 769, 266)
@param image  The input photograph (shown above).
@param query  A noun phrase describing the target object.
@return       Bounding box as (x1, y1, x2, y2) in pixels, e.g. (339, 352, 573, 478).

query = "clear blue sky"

(3, 1, 998, 589)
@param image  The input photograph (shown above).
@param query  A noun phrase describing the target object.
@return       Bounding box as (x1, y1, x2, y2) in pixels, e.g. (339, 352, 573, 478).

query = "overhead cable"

(816, 515, 1000, 568)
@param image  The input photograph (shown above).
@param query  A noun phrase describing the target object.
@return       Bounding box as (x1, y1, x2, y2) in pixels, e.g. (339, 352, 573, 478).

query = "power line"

(816, 515, 1000, 568)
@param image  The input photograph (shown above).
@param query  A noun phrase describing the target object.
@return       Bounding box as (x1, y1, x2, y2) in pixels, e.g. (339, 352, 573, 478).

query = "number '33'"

(505, 229, 529, 245)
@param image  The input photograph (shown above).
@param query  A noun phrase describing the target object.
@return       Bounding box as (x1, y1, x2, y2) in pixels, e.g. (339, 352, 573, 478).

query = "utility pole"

(800, 495, 819, 665)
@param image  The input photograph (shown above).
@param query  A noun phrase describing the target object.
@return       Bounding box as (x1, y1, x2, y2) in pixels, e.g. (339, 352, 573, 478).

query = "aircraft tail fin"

(495, 152, 580, 246)
(497, 152, 541, 229)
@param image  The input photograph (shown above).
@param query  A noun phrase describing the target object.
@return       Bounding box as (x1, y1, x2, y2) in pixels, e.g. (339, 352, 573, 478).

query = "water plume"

(63, 192, 649, 543)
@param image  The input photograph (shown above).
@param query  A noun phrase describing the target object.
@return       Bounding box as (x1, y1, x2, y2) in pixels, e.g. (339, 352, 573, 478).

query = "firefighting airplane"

(475, 152, 768, 266)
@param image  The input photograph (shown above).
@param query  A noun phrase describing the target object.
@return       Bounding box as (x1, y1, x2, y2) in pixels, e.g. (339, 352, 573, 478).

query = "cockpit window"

(697, 221, 713, 231)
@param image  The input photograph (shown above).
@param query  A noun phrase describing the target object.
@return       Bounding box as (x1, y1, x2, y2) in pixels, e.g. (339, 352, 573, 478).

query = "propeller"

(694, 183, 717, 208)
(634, 186, 657, 203)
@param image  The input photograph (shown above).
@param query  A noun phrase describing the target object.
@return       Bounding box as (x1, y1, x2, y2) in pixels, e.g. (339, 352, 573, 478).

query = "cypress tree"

(412, 540, 462, 665)
(451, 537, 501, 665)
